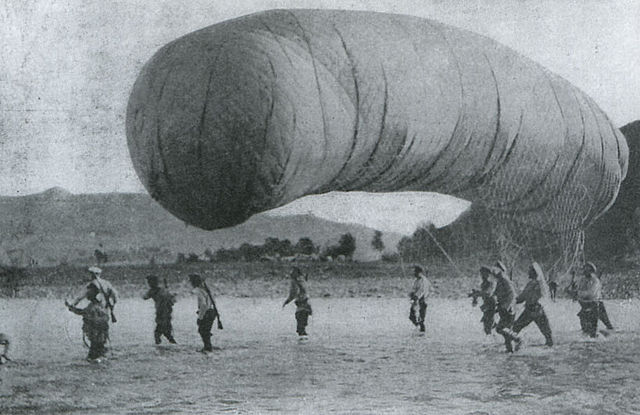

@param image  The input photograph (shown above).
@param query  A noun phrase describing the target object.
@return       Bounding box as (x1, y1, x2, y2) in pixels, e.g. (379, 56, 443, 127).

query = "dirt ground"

(2, 297, 640, 414)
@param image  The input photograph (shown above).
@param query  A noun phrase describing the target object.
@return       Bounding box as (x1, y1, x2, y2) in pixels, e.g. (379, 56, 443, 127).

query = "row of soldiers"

(62, 266, 311, 361)
(0, 260, 613, 362)
(467, 260, 613, 352)
(63, 267, 224, 360)
(412, 261, 552, 352)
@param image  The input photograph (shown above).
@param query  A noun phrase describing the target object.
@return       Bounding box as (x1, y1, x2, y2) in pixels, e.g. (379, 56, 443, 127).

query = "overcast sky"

(1, 0, 639, 196)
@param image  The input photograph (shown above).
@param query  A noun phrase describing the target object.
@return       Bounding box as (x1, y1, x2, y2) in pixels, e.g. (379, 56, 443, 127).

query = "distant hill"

(585, 120, 640, 258)
(0, 189, 402, 266)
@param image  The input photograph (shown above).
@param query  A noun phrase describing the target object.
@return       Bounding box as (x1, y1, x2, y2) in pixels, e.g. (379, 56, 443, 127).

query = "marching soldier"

(408, 265, 430, 332)
(189, 274, 223, 353)
(576, 262, 604, 337)
(283, 267, 313, 336)
(593, 265, 614, 330)
(143, 275, 177, 344)
(492, 265, 519, 352)
(69, 267, 118, 323)
(510, 262, 554, 349)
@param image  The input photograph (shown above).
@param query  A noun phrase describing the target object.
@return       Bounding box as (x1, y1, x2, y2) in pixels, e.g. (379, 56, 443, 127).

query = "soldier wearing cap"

(576, 262, 608, 337)
(143, 275, 177, 344)
(69, 267, 118, 323)
(408, 265, 431, 332)
(508, 262, 554, 349)
(492, 264, 519, 352)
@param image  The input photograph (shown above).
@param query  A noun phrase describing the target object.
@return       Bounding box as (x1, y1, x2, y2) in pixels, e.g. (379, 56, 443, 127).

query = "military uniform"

(284, 275, 312, 336)
(409, 271, 430, 332)
(478, 274, 497, 335)
(493, 270, 518, 352)
(143, 284, 177, 344)
(194, 286, 217, 352)
(67, 299, 110, 360)
(71, 268, 118, 323)
(511, 263, 553, 347)
(576, 273, 602, 337)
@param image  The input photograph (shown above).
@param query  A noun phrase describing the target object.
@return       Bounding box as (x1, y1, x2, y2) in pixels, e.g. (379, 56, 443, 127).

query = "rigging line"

(422, 225, 466, 278)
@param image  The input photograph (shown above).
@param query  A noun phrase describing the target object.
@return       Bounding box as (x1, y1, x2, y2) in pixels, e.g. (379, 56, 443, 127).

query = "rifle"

(203, 282, 223, 330)
(93, 278, 117, 323)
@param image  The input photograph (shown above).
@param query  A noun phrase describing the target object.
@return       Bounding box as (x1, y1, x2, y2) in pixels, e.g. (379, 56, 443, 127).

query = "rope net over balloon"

(126, 9, 628, 279)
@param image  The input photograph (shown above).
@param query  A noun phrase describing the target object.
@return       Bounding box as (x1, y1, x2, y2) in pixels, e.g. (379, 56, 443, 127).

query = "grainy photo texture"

(1, 1, 639, 414)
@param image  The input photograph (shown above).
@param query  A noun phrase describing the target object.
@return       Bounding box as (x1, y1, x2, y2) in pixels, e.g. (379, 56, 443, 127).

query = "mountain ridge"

(0, 189, 402, 267)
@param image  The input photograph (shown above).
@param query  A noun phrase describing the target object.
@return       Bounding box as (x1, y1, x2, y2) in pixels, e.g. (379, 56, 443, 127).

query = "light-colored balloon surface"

(126, 9, 627, 266)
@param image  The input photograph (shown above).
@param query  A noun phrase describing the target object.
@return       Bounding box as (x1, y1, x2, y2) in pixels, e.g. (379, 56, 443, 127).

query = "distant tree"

(176, 253, 187, 264)
(263, 237, 281, 256)
(321, 233, 357, 260)
(371, 230, 385, 253)
(295, 237, 317, 255)
(213, 248, 241, 262)
(338, 233, 356, 259)
(238, 243, 263, 261)
(279, 239, 294, 257)
(397, 224, 453, 263)
(187, 253, 200, 263)
(204, 248, 215, 262)
(263, 237, 294, 257)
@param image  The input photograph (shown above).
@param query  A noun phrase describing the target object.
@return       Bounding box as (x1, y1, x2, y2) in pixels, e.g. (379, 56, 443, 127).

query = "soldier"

(143, 275, 177, 344)
(69, 267, 118, 323)
(65, 283, 110, 361)
(283, 267, 313, 336)
(0, 333, 9, 364)
(408, 265, 430, 332)
(492, 265, 519, 352)
(510, 262, 554, 348)
(593, 265, 614, 330)
(576, 262, 603, 337)
(189, 274, 222, 353)
(469, 266, 497, 335)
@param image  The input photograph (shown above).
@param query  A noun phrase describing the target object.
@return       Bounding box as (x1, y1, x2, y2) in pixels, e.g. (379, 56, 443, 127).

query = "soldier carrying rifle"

(69, 267, 118, 323)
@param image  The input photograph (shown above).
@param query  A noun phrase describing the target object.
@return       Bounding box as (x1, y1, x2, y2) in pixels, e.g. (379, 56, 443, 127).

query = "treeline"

(178, 233, 357, 263)
(396, 224, 455, 263)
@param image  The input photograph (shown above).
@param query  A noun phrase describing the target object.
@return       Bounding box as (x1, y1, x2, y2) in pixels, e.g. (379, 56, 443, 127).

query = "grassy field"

(3, 259, 640, 300)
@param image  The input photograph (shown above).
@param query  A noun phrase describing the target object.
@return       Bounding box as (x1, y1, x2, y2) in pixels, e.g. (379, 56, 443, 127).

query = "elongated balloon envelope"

(126, 9, 627, 271)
